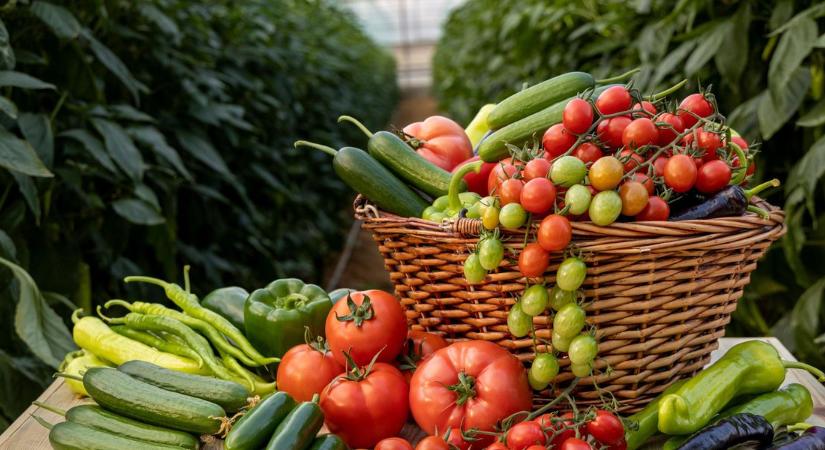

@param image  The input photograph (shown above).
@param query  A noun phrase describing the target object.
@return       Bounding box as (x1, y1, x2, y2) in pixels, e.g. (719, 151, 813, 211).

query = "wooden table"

(2, 337, 823, 449)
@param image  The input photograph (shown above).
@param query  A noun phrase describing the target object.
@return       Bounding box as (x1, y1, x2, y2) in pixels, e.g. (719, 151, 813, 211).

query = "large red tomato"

(404, 116, 473, 171)
(409, 341, 532, 437)
(276, 342, 344, 402)
(325, 290, 408, 367)
(399, 330, 449, 382)
(320, 362, 409, 449)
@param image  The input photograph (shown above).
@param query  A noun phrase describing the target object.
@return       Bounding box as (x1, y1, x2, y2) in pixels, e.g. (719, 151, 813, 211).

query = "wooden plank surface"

(1, 338, 823, 449)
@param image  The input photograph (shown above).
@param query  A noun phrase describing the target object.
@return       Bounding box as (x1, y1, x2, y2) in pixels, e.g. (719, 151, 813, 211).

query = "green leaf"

(81, 29, 146, 102)
(769, 0, 795, 32)
(768, 17, 818, 105)
(112, 198, 165, 226)
(790, 277, 825, 366)
(728, 93, 763, 142)
(59, 129, 117, 174)
(757, 67, 811, 139)
(715, 4, 750, 86)
(18, 113, 53, 168)
(797, 97, 825, 127)
(11, 172, 40, 224)
(0, 71, 55, 90)
(0, 19, 14, 70)
(107, 105, 155, 123)
(650, 40, 695, 89)
(30, 1, 81, 40)
(0, 256, 75, 368)
(788, 134, 825, 200)
(175, 130, 231, 177)
(128, 126, 191, 180)
(684, 21, 730, 76)
(90, 118, 144, 181)
(816, 33, 825, 48)
(137, 4, 181, 43)
(133, 183, 159, 211)
(0, 127, 52, 177)
(0, 96, 17, 120)
(769, 2, 825, 36)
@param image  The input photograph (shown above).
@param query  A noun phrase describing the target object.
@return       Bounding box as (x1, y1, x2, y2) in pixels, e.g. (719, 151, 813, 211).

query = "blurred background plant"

(434, 0, 825, 367)
(0, 0, 396, 427)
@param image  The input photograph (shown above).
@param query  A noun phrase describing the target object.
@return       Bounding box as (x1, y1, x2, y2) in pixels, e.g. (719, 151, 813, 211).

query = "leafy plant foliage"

(435, 0, 825, 366)
(0, 0, 396, 427)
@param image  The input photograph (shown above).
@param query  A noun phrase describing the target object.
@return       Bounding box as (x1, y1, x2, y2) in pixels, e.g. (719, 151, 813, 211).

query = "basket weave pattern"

(354, 195, 786, 412)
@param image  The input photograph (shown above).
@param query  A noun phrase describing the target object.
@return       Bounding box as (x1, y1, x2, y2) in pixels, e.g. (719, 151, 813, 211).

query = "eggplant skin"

(670, 185, 748, 221)
(770, 427, 825, 450)
(677, 413, 773, 450)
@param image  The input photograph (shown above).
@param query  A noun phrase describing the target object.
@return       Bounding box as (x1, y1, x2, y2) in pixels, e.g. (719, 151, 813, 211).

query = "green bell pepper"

(201, 286, 248, 330)
(422, 160, 482, 221)
(244, 279, 332, 358)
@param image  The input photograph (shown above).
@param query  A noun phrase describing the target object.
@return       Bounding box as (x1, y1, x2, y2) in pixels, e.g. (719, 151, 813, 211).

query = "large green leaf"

(0, 127, 52, 177)
(128, 126, 191, 179)
(788, 134, 825, 200)
(768, 17, 818, 105)
(137, 4, 181, 44)
(81, 29, 146, 101)
(0, 19, 14, 70)
(91, 118, 144, 181)
(0, 71, 54, 90)
(112, 198, 165, 226)
(11, 173, 40, 224)
(30, 1, 81, 40)
(59, 129, 117, 174)
(715, 4, 750, 87)
(0, 96, 17, 121)
(757, 67, 811, 139)
(769, 2, 825, 36)
(684, 21, 729, 76)
(18, 113, 53, 168)
(175, 130, 231, 177)
(649, 40, 695, 89)
(816, 33, 825, 48)
(797, 97, 825, 127)
(790, 277, 825, 367)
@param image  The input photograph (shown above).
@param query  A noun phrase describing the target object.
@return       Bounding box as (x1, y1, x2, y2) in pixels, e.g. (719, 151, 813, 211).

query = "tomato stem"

(337, 115, 374, 138)
(526, 377, 580, 420)
(448, 372, 477, 406)
(335, 294, 374, 327)
(71, 308, 83, 324)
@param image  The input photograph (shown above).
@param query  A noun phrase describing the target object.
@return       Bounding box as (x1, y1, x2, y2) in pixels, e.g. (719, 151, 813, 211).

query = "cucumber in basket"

(295, 140, 428, 217)
(486, 71, 595, 130)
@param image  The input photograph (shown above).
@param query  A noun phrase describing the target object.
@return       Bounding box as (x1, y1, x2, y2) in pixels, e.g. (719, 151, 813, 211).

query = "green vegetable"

(658, 340, 825, 435)
(110, 325, 204, 368)
(423, 160, 483, 220)
(550, 156, 586, 187)
(295, 141, 428, 218)
(201, 286, 248, 330)
(245, 278, 333, 359)
(486, 72, 595, 129)
(465, 104, 496, 147)
(59, 349, 113, 396)
(225, 392, 297, 450)
(309, 434, 349, 450)
(624, 380, 686, 450)
(718, 383, 813, 428)
(36, 418, 184, 450)
(265, 395, 325, 450)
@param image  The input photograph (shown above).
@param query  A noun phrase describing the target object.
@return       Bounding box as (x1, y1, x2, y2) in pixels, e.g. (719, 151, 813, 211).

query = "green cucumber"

(224, 392, 297, 450)
(83, 367, 225, 434)
(265, 398, 325, 450)
(368, 131, 456, 197)
(118, 360, 250, 411)
(47, 420, 184, 450)
(309, 434, 349, 450)
(486, 72, 595, 129)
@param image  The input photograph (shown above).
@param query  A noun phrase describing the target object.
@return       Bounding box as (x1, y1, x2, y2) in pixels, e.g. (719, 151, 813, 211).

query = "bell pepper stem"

(783, 360, 825, 382)
(337, 115, 374, 138)
(32, 401, 66, 417)
(728, 142, 748, 185)
(31, 415, 54, 431)
(449, 160, 483, 213)
(596, 68, 640, 84)
(745, 178, 780, 200)
(648, 79, 688, 101)
(294, 140, 338, 157)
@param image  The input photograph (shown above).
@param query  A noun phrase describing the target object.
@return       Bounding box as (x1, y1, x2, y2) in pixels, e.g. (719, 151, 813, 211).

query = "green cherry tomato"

(507, 302, 532, 338)
(478, 237, 504, 270)
(482, 205, 500, 230)
(557, 257, 587, 291)
(464, 253, 486, 284)
(571, 361, 593, 377)
(528, 367, 549, 391)
(521, 285, 549, 316)
(552, 330, 573, 352)
(564, 184, 592, 215)
(531, 353, 560, 384)
(589, 190, 622, 226)
(499, 203, 527, 229)
(549, 286, 576, 311)
(550, 156, 587, 187)
(568, 334, 598, 364)
(554, 303, 586, 338)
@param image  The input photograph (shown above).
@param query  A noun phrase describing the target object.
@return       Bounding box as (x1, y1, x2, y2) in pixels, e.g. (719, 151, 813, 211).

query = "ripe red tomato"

(543, 124, 577, 158)
(376, 437, 415, 450)
(520, 178, 556, 214)
(410, 341, 532, 436)
(664, 154, 697, 193)
(506, 421, 546, 450)
(695, 159, 731, 194)
(499, 178, 525, 205)
(320, 362, 409, 448)
(537, 214, 572, 251)
(525, 446, 545, 450)
(586, 410, 625, 445)
(596, 116, 632, 149)
(535, 413, 577, 446)
(572, 142, 603, 165)
(484, 443, 509, 450)
(488, 159, 519, 194)
(656, 113, 685, 146)
(415, 436, 450, 450)
(632, 101, 656, 116)
(653, 156, 669, 177)
(523, 158, 551, 181)
(276, 343, 344, 402)
(596, 86, 632, 115)
(518, 243, 550, 278)
(559, 438, 593, 450)
(619, 181, 650, 216)
(400, 331, 449, 382)
(677, 93, 713, 128)
(325, 289, 408, 366)
(696, 128, 723, 161)
(635, 196, 670, 221)
(622, 118, 658, 148)
(633, 172, 654, 195)
(563, 98, 594, 134)
(458, 156, 496, 196)
(619, 148, 644, 172)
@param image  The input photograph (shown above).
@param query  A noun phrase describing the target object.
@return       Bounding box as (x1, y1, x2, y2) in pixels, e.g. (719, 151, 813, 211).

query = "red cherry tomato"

(695, 127, 723, 159)
(656, 113, 685, 146)
(633, 172, 654, 195)
(520, 178, 556, 214)
(488, 158, 519, 194)
(506, 421, 546, 450)
(572, 142, 603, 165)
(622, 118, 658, 148)
(518, 243, 550, 278)
(458, 156, 496, 196)
(415, 436, 450, 450)
(596, 116, 632, 149)
(664, 154, 697, 193)
(632, 101, 657, 116)
(731, 135, 749, 152)
(400, 331, 449, 383)
(609, 440, 628, 450)
(499, 178, 525, 205)
(523, 158, 551, 181)
(560, 438, 593, 450)
(677, 93, 714, 128)
(537, 214, 572, 251)
(543, 124, 577, 158)
(695, 159, 731, 194)
(563, 98, 594, 134)
(376, 437, 415, 450)
(636, 196, 670, 221)
(619, 148, 644, 173)
(596, 86, 632, 115)
(653, 156, 669, 177)
(445, 428, 476, 450)
(276, 342, 344, 402)
(485, 442, 510, 450)
(535, 413, 577, 447)
(586, 410, 625, 445)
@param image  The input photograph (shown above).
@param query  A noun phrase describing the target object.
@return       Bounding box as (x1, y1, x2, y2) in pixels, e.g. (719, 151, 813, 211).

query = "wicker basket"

(354, 195, 786, 412)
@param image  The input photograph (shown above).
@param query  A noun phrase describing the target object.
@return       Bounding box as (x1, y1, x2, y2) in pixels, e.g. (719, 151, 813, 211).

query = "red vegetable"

(572, 142, 603, 165)
(400, 331, 449, 383)
(695, 160, 731, 194)
(596, 86, 632, 115)
(586, 410, 624, 444)
(518, 243, 550, 277)
(656, 113, 684, 146)
(376, 437, 415, 450)
(664, 154, 698, 193)
(276, 340, 344, 402)
(520, 178, 556, 214)
(457, 156, 496, 196)
(678, 93, 713, 128)
(506, 421, 546, 450)
(596, 116, 632, 149)
(636, 196, 670, 221)
(563, 98, 594, 134)
(622, 118, 658, 148)
(543, 124, 576, 158)
(537, 214, 572, 251)
(403, 116, 473, 171)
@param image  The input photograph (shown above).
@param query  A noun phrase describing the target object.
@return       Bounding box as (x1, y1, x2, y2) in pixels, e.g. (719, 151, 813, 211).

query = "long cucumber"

(486, 72, 595, 129)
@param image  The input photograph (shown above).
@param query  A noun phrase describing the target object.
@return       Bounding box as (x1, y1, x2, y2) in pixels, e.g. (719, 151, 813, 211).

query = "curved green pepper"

(201, 286, 248, 330)
(422, 160, 482, 221)
(624, 379, 686, 450)
(244, 279, 332, 359)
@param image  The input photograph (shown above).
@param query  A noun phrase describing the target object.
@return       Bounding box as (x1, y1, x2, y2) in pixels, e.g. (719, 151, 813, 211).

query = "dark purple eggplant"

(676, 413, 774, 450)
(670, 179, 779, 221)
(769, 427, 825, 450)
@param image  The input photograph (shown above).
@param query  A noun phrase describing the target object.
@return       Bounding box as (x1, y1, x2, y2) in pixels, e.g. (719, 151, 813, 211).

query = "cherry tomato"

(485, 443, 509, 450)
(415, 436, 450, 450)
(589, 156, 624, 191)
(586, 410, 625, 445)
(656, 113, 685, 146)
(609, 440, 628, 450)
(478, 236, 504, 270)
(499, 203, 527, 228)
(276, 342, 344, 402)
(618, 181, 649, 216)
(632, 101, 657, 116)
(596, 116, 631, 149)
(543, 123, 576, 158)
(326, 290, 408, 366)
(499, 178, 524, 205)
(596, 86, 632, 115)
(696, 127, 723, 161)
(506, 421, 546, 450)
(536, 412, 577, 447)
(525, 446, 545, 450)
(400, 331, 449, 382)
(568, 334, 598, 364)
(678, 93, 713, 128)
(523, 158, 551, 181)
(488, 159, 519, 194)
(376, 437, 415, 450)
(521, 284, 549, 316)
(537, 214, 572, 251)
(550, 155, 586, 187)
(518, 243, 550, 278)
(563, 98, 594, 134)
(619, 148, 645, 173)
(622, 118, 658, 148)
(664, 154, 698, 193)
(552, 329, 573, 352)
(564, 184, 592, 215)
(520, 178, 556, 214)
(732, 153, 756, 177)
(633, 172, 654, 195)
(653, 156, 669, 177)
(464, 253, 486, 284)
(445, 428, 476, 450)
(572, 142, 603, 165)
(636, 196, 670, 221)
(695, 159, 731, 194)
(556, 257, 586, 291)
(560, 438, 593, 450)
(508, 302, 532, 338)
(529, 352, 559, 388)
(589, 190, 622, 226)
(549, 286, 576, 311)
